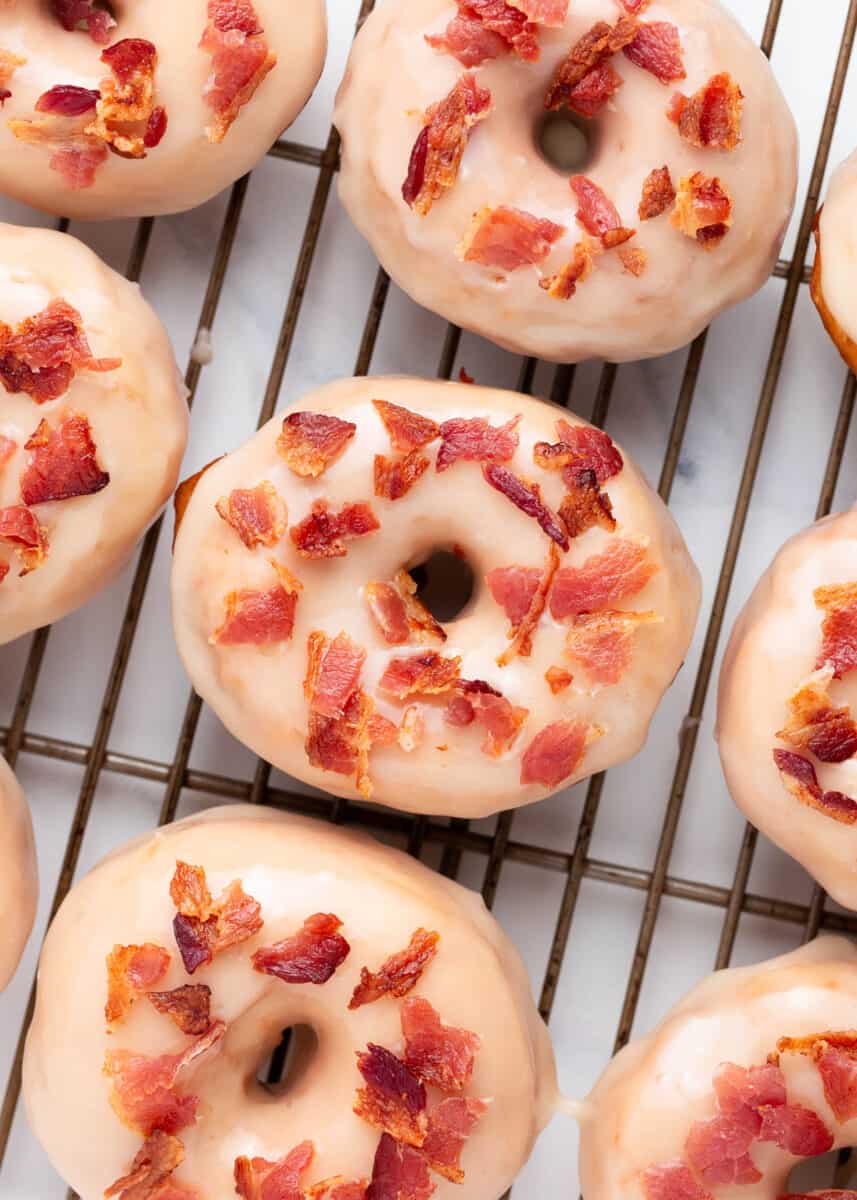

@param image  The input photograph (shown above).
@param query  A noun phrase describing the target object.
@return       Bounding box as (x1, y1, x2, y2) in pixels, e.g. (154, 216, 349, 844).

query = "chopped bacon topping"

(375, 451, 431, 502)
(373, 399, 440, 453)
(290, 500, 380, 559)
(426, 0, 567, 66)
(401, 997, 480, 1094)
(671, 172, 733, 247)
(305, 630, 366, 721)
(235, 1140, 314, 1200)
(170, 862, 263, 974)
(521, 718, 599, 787)
(216, 482, 286, 549)
(0, 298, 120, 404)
(482, 463, 569, 551)
(550, 539, 657, 619)
(624, 22, 685, 84)
(757, 1104, 833, 1157)
(307, 688, 376, 798)
(21, 414, 110, 506)
(148, 986, 212, 1038)
(104, 1021, 226, 1136)
(815, 583, 857, 678)
(105, 943, 171, 1027)
(211, 583, 298, 646)
(639, 166, 676, 220)
(451, 685, 528, 755)
(201, 0, 277, 143)
(565, 60, 624, 118)
(365, 574, 445, 647)
(379, 652, 462, 700)
(436, 415, 520, 473)
(458, 206, 565, 271)
(421, 1097, 486, 1184)
(778, 1032, 857, 1123)
(83, 39, 160, 160)
(558, 476, 616, 540)
(555, 420, 625, 486)
(277, 412, 357, 479)
(52, 0, 116, 43)
(540, 238, 599, 300)
(544, 17, 638, 111)
(403, 74, 491, 216)
(492, 544, 561, 665)
(0, 505, 48, 574)
(669, 72, 744, 150)
(570, 176, 635, 248)
(778, 667, 857, 764)
(36, 84, 100, 117)
(104, 1131, 185, 1200)
(426, 13, 510, 68)
(367, 1133, 435, 1200)
(566, 610, 659, 687)
(546, 666, 573, 693)
(349, 929, 440, 1010)
(642, 1164, 713, 1200)
(252, 913, 350, 985)
(619, 245, 648, 276)
(355, 1044, 428, 1146)
(773, 748, 857, 825)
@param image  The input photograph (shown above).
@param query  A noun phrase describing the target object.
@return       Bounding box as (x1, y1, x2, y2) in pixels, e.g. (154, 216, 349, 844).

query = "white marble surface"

(1, 1, 857, 1195)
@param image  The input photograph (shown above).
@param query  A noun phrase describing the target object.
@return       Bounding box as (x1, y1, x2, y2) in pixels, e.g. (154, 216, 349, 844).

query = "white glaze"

(0, 0, 327, 219)
(333, 0, 798, 364)
(0, 756, 36, 992)
(171, 376, 701, 817)
(817, 149, 857, 346)
(23, 804, 558, 1200)
(0, 223, 187, 644)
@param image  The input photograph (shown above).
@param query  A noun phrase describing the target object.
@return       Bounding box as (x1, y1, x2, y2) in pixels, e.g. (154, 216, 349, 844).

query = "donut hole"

(256, 1024, 318, 1097)
(787, 1148, 854, 1192)
(409, 549, 475, 624)
(535, 111, 599, 175)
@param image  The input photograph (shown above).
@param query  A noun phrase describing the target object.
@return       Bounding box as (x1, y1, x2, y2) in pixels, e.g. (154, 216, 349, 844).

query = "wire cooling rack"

(2, 1, 857, 1195)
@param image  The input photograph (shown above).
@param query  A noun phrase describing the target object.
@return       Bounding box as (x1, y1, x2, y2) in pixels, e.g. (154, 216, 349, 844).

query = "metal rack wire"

(1, 0, 856, 1194)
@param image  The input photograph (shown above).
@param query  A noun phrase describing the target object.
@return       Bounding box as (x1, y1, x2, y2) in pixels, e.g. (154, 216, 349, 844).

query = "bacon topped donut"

(0, 757, 37, 992)
(0, 0, 326, 218)
(0, 223, 186, 644)
(333, 0, 797, 363)
(23, 805, 559, 1199)
(718, 508, 857, 911)
(171, 376, 700, 817)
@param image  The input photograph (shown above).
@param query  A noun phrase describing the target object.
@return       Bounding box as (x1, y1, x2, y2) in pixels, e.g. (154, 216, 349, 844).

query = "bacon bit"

(546, 666, 573, 694)
(482, 463, 570, 551)
(290, 499, 380, 560)
(201, 0, 277, 143)
(365, 574, 445, 647)
(426, 0, 563, 66)
(147, 986, 212, 1038)
(403, 74, 492, 216)
(355, 1044, 428, 1146)
(6, 114, 110, 188)
(373, 399, 441, 453)
(379, 652, 462, 700)
(642, 1164, 713, 1200)
(566, 60, 624, 118)
(619, 245, 648, 276)
(624, 22, 685, 83)
(520, 718, 600, 787)
(540, 237, 599, 300)
(571, 176, 635, 248)
(444, 694, 476, 728)
(0, 505, 48, 574)
(778, 667, 857, 764)
(544, 17, 638, 111)
(421, 1097, 487, 1184)
(815, 583, 857, 678)
(487, 564, 542, 628)
(374, 452, 431, 502)
(778, 1032, 857, 1123)
(566, 610, 659, 687)
(757, 1104, 833, 1157)
(772, 748, 857, 826)
(550, 539, 657, 619)
(369, 713, 399, 747)
(170, 863, 263, 974)
(82, 39, 160, 159)
(104, 1021, 226, 1136)
(426, 14, 510, 68)
(51, 0, 116, 42)
(0, 299, 120, 405)
(436, 415, 520, 473)
(21, 414, 110, 507)
(307, 688, 376, 798)
(368, 1133, 435, 1200)
(0, 50, 23, 108)
(277, 411, 357, 479)
(401, 997, 480, 1094)
(215, 482, 286, 549)
(496, 544, 561, 665)
(305, 630, 366, 720)
(639, 166, 676, 220)
(349, 930, 440, 1010)
(669, 72, 744, 150)
(104, 1131, 186, 1200)
(458, 205, 565, 272)
(559, 476, 616, 540)
(309, 1182, 367, 1200)
(211, 584, 298, 646)
(685, 1117, 760, 1186)
(252, 913, 350, 985)
(458, 369, 475, 385)
(105, 944, 171, 1027)
(466, 688, 529, 756)
(544, 421, 624, 489)
(671, 172, 733, 247)
(36, 84, 100, 117)
(235, 1140, 314, 1200)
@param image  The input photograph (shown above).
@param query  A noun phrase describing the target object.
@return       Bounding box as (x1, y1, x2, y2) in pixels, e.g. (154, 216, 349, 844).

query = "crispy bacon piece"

(436, 415, 520, 473)
(554, 420, 625, 486)
(311, 1182, 368, 1200)
(624, 22, 685, 83)
(403, 75, 491, 215)
(277, 412, 357, 479)
(685, 1116, 760, 1186)
(558, 476, 616, 539)
(379, 652, 462, 700)
(565, 60, 624, 118)
(375, 452, 430, 502)
(669, 72, 743, 151)
(546, 665, 573, 694)
(307, 688, 376, 798)
(349, 929, 440, 1010)
(458, 206, 565, 272)
(373, 399, 441, 453)
(147, 986, 212, 1038)
(493, 544, 561, 664)
(778, 667, 857, 764)
(21, 415, 110, 506)
(104, 1131, 185, 1200)
(305, 630, 366, 720)
(426, 0, 565, 66)
(201, 0, 277, 143)
(642, 1164, 713, 1200)
(815, 583, 857, 678)
(235, 1140, 314, 1200)
(365, 572, 446, 647)
(0, 48, 24, 106)
(566, 610, 659, 686)
(252, 913, 350, 985)
(7, 114, 109, 188)
(401, 997, 480, 1094)
(570, 176, 635, 248)
(211, 583, 298, 646)
(540, 237, 599, 300)
(421, 1097, 486, 1184)
(355, 1044, 428, 1146)
(639, 166, 676, 220)
(426, 14, 510, 68)
(550, 539, 657, 619)
(714, 1061, 786, 1116)
(544, 17, 638, 110)
(482, 464, 569, 551)
(778, 1031, 857, 1123)
(105, 943, 171, 1027)
(36, 85, 100, 117)
(0, 505, 48, 573)
(619, 245, 648, 276)
(0, 298, 120, 405)
(170, 863, 263, 974)
(773, 748, 857, 825)
(52, 0, 116, 43)
(757, 1104, 833, 1157)
(83, 39, 160, 159)
(671, 172, 733, 247)
(216, 482, 286, 549)
(367, 1132, 435, 1200)
(521, 718, 599, 787)
(104, 1021, 226, 1136)
(290, 499, 380, 559)
(462, 686, 529, 755)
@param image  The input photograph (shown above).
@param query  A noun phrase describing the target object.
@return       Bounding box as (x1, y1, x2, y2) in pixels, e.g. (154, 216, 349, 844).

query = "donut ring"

(0, 223, 187, 645)
(333, 0, 798, 364)
(579, 937, 857, 1200)
(24, 805, 558, 1200)
(717, 508, 857, 910)
(812, 151, 857, 374)
(0, 1, 326, 220)
(171, 376, 700, 817)
(0, 756, 37, 992)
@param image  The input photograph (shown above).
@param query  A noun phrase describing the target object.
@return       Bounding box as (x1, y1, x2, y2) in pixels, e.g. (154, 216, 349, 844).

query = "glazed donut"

(171, 376, 700, 817)
(24, 804, 558, 1200)
(0, 756, 37, 992)
(0, 1, 326, 220)
(812, 151, 857, 374)
(579, 936, 857, 1200)
(717, 508, 857, 911)
(0, 222, 187, 645)
(333, 0, 798, 364)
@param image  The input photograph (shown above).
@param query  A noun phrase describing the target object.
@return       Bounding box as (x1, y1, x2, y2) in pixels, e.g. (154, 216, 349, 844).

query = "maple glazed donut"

(171, 376, 701, 817)
(579, 936, 857, 1200)
(0, 756, 37, 992)
(23, 804, 558, 1200)
(812, 150, 857, 373)
(0, 0, 326, 220)
(0, 222, 187, 645)
(333, 0, 798, 364)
